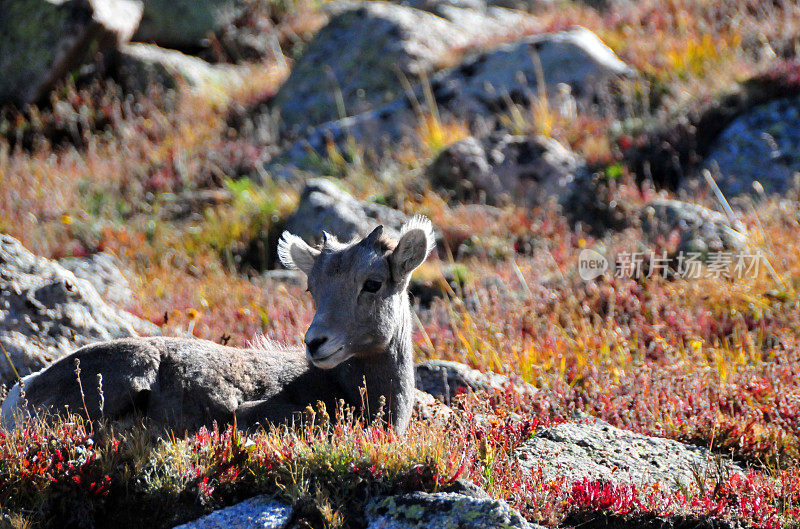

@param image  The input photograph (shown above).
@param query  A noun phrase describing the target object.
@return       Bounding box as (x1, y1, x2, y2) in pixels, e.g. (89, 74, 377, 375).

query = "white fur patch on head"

(389, 215, 436, 283)
(400, 215, 436, 257)
(277, 231, 302, 270)
(277, 231, 318, 273)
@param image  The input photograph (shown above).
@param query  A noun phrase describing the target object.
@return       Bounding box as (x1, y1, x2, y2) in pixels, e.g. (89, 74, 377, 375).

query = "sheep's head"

(278, 216, 435, 368)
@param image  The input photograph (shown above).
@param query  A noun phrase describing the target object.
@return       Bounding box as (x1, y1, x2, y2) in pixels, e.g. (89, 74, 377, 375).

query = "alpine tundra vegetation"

(3, 0, 800, 527)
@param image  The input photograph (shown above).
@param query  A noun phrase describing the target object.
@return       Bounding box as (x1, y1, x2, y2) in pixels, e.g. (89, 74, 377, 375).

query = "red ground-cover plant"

(564, 470, 800, 529)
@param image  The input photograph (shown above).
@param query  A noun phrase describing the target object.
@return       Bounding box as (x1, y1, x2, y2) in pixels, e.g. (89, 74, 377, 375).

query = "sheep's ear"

(277, 232, 319, 275)
(389, 215, 435, 284)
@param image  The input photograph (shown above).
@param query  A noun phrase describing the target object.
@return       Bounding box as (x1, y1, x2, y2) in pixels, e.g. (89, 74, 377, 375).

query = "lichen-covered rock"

(640, 199, 749, 256)
(59, 252, 133, 307)
(172, 496, 292, 529)
(114, 43, 245, 93)
(428, 134, 588, 207)
(0, 235, 156, 385)
(272, 0, 539, 135)
(695, 96, 800, 196)
(0, 0, 143, 105)
(284, 178, 411, 244)
(366, 492, 536, 529)
(515, 417, 744, 488)
(133, 0, 239, 49)
(415, 359, 536, 404)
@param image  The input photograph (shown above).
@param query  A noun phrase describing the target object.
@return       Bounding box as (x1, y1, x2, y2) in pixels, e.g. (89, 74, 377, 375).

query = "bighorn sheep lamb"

(1, 216, 436, 434)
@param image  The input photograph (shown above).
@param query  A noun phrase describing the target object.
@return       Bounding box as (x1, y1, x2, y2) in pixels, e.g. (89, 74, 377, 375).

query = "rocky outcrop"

(113, 43, 245, 93)
(284, 178, 411, 244)
(430, 26, 633, 113)
(626, 64, 800, 192)
(272, 0, 539, 136)
(640, 199, 749, 255)
(172, 496, 292, 528)
(59, 252, 133, 307)
(416, 359, 536, 404)
(694, 96, 800, 197)
(428, 134, 588, 207)
(272, 26, 632, 166)
(133, 0, 239, 50)
(172, 489, 533, 529)
(366, 492, 536, 529)
(515, 417, 744, 488)
(0, 0, 143, 106)
(0, 235, 156, 385)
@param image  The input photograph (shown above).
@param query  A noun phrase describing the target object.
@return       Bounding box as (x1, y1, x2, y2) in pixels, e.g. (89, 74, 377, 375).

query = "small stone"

(428, 134, 588, 208)
(639, 199, 748, 257)
(415, 359, 536, 404)
(284, 178, 412, 245)
(366, 492, 536, 529)
(172, 496, 293, 529)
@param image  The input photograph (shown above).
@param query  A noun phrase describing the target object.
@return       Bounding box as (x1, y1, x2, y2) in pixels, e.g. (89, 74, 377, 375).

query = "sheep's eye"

(363, 279, 382, 293)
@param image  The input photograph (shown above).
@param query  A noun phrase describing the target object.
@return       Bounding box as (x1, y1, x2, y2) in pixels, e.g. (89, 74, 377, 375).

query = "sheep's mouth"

(308, 346, 346, 367)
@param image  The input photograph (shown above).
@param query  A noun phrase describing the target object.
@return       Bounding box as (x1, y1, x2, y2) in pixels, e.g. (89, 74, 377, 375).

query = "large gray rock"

(114, 43, 244, 93)
(272, 0, 539, 136)
(431, 25, 633, 113)
(415, 359, 536, 404)
(0, 0, 143, 106)
(640, 199, 749, 256)
(133, 0, 239, 49)
(59, 252, 133, 307)
(515, 417, 744, 488)
(172, 496, 292, 529)
(366, 492, 536, 529)
(284, 178, 411, 244)
(694, 96, 800, 197)
(272, 27, 632, 165)
(0, 235, 156, 385)
(428, 134, 587, 207)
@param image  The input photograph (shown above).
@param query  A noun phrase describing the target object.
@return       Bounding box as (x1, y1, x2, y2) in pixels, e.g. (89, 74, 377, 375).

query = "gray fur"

(1, 217, 436, 434)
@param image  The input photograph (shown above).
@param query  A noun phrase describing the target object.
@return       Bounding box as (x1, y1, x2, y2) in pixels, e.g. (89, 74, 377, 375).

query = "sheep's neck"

(335, 297, 415, 430)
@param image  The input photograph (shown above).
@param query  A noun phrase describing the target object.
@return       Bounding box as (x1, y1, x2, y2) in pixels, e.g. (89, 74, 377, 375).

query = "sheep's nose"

(305, 336, 328, 356)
